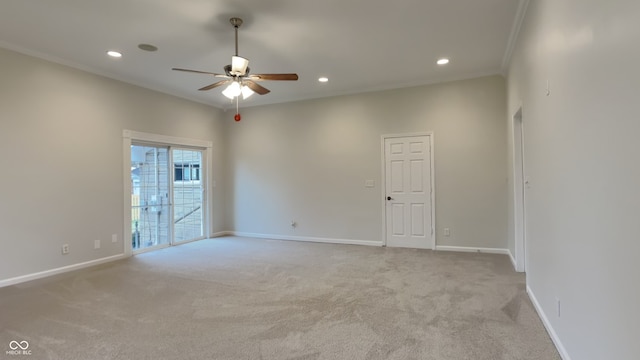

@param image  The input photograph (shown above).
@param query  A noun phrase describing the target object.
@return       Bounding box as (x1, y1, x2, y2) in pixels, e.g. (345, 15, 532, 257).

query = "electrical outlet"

(62, 244, 70, 255)
(112, 234, 118, 243)
(94, 239, 101, 249)
(444, 228, 451, 237)
(290, 220, 297, 229)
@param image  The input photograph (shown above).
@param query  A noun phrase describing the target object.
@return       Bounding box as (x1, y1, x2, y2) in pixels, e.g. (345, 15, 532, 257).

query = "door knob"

(387, 196, 393, 201)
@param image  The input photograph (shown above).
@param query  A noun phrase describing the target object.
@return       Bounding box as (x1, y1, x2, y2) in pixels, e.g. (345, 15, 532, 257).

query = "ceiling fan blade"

(249, 73, 299, 81)
(198, 80, 231, 91)
(244, 80, 271, 95)
(172, 68, 228, 78)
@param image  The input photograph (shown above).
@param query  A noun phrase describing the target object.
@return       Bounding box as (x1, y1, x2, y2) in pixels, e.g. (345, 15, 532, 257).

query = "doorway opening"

(512, 108, 526, 272)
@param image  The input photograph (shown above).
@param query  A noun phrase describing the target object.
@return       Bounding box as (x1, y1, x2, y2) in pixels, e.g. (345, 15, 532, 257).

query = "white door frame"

(380, 132, 436, 249)
(512, 108, 526, 272)
(123, 130, 213, 256)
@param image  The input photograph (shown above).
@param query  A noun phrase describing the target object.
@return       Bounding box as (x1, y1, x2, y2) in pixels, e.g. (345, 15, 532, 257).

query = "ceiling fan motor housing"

(225, 64, 250, 77)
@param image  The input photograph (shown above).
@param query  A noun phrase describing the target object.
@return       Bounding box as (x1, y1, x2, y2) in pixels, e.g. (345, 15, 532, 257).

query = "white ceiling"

(0, 0, 524, 110)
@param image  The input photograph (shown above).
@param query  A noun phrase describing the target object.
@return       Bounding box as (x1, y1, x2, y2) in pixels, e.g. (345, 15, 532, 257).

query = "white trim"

(501, 0, 530, 73)
(210, 231, 233, 238)
(133, 243, 171, 255)
(435, 245, 510, 255)
(512, 106, 526, 272)
(174, 236, 207, 246)
(381, 132, 434, 139)
(380, 138, 387, 246)
(123, 136, 133, 257)
(430, 135, 437, 249)
(169, 147, 176, 247)
(527, 286, 573, 360)
(0, 254, 127, 288)
(231, 232, 383, 247)
(508, 250, 517, 270)
(206, 146, 214, 238)
(380, 132, 436, 250)
(123, 130, 212, 149)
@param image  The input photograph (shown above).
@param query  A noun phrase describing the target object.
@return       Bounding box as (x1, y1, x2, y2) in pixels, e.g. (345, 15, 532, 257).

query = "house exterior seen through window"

(174, 163, 200, 181)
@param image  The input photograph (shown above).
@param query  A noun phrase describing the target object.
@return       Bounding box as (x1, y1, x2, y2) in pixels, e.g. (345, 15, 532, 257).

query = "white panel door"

(384, 135, 433, 249)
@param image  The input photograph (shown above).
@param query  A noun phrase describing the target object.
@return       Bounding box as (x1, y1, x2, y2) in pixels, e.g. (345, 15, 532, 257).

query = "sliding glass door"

(130, 145, 206, 252)
(131, 145, 171, 252)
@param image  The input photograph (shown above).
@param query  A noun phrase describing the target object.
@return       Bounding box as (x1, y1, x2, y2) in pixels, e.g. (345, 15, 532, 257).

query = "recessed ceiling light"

(318, 77, 329, 82)
(107, 50, 122, 58)
(138, 44, 158, 52)
(437, 58, 450, 65)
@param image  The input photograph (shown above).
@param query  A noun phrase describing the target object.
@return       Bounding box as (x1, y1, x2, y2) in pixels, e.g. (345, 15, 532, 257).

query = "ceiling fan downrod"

(230, 17, 243, 56)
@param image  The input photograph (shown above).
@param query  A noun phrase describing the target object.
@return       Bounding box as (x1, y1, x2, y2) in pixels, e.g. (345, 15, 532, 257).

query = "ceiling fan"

(172, 17, 298, 120)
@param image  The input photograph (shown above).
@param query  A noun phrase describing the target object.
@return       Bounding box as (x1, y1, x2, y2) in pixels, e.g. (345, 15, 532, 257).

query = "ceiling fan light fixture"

(222, 81, 242, 99)
(231, 55, 249, 75)
(241, 85, 254, 99)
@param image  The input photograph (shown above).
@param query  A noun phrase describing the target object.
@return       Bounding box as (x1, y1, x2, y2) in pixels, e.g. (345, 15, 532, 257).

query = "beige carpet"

(0, 237, 560, 360)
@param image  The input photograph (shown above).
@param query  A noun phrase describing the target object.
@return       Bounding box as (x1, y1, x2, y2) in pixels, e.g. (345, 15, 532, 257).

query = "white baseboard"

(508, 250, 517, 270)
(0, 253, 128, 288)
(210, 230, 233, 238)
(527, 285, 572, 360)
(435, 245, 510, 255)
(230, 232, 383, 247)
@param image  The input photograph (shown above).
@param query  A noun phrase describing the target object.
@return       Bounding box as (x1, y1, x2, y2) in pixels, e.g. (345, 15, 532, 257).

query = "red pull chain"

(234, 94, 241, 121)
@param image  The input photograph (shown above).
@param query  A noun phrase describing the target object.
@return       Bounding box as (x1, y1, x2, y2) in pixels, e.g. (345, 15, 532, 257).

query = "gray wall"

(227, 75, 508, 248)
(506, 0, 640, 358)
(0, 47, 227, 281)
